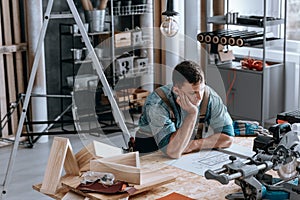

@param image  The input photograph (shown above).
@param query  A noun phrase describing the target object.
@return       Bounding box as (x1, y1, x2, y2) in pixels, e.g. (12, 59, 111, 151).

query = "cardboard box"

(101, 88, 135, 105)
(133, 89, 150, 100)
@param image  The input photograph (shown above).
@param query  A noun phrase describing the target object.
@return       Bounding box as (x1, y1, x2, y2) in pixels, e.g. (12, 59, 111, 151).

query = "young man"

(136, 60, 234, 158)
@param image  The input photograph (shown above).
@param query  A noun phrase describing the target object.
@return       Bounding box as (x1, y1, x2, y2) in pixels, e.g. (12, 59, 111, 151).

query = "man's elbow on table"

(217, 134, 233, 148)
(165, 146, 184, 159)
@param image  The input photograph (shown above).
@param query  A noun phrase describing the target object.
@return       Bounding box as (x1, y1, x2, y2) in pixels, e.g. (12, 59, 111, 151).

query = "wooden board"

(40, 137, 70, 194)
(75, 141, 123, 172)
(41, 137, 80, 195)
(61, 172, 176, 200)
(75, 142, 97, 172)
(64, 142, 80, 176)
(2, 0, 18, 134)
(90, 152, 141, 185)
(33, 183, 69, 200)
(62, 191, 87, 200)
(95, 151, 139, 167)
(93, 140, 123, 158)
(0, 3, 8, 137)
(12, 0, 25, 95)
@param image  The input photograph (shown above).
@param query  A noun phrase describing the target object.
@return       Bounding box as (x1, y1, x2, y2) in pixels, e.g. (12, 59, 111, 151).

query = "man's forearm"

(166, 113, 197, 158)
(184, 133, 233, 153)
(201, 133, 233, 149)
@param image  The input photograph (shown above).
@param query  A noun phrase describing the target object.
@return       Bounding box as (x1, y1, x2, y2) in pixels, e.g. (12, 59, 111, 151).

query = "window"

(287, 0, 300, 40)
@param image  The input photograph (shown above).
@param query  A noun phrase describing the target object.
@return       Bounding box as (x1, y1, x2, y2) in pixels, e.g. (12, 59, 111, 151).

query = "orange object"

(156, 192, 195, 200)
(241, 57, 267, 71)
(276, 119, 288, 124)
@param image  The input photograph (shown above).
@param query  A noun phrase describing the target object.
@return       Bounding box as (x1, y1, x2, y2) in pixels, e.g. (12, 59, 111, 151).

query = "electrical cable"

(226, 69, 237, 106)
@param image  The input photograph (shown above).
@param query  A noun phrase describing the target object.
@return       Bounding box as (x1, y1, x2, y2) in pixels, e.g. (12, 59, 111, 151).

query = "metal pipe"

(26, 0, 49, 143)
(1, 0, 55, 197)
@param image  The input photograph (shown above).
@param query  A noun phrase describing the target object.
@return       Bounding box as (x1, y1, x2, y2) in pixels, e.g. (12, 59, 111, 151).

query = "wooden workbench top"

(33, 137, 255, 200)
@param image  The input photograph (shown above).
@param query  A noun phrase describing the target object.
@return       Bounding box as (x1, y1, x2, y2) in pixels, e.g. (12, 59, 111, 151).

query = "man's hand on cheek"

(175, 88, 198, 114)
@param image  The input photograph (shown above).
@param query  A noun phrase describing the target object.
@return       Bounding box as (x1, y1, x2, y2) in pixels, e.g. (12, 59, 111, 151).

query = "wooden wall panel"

(200, 0, 207, 72)
(153, 0, 165, 87)
(0, 0, 27, 137)
(213, 0, 225, 30)
(12, 0, 25, 95)
(0, 8, 8, 137)
(1, 0, 18, 135)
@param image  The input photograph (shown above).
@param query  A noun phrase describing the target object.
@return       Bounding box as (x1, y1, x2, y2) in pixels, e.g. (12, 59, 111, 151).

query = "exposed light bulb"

(160, 16, 179, 37)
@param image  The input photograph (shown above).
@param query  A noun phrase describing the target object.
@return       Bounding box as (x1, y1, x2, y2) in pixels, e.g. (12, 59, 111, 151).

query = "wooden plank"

(200, 0, 207, 71)
(40, 137, 70, 195)
(2, 0, 18, 134)
(96, 151, 139, 167)
(75, 141, 123, 172)
(12, 0, 25, 95)
(33, 183, 69, 200)
(64, 140, 80, 176)
(62, 191, 87, 200)
(136, 171, 175, 191)
(213, 0, 224, 30)
(0, 3, 8, 137)
(90, 152, 141, 185)
(93, 140, 123, 158)
(75, 142, 97, 172)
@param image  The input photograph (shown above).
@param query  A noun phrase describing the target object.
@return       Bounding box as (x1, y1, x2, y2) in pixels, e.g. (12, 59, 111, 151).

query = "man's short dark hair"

(172, 60, 204, 86)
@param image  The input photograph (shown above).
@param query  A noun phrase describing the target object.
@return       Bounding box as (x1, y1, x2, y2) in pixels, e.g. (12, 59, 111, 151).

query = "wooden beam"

(213, 0, 225, 30)
(93, 140, 123, 157)
(64, 142, 80, 176)
(12, 0, 25, 95)
(75, 142, 97, 172)
(0, 2, 8, 137)
(32, 183, 69, 200)
(40, 137, 69, 195)
(0, 43, 27, 54)
(90, 152, 141, 185)
(75, 141, 123, 172)
(41, 137, 80, 195)
(200, 0, 208, 74)
(62, 191, 86, 200)
(2, 0, 18, 134)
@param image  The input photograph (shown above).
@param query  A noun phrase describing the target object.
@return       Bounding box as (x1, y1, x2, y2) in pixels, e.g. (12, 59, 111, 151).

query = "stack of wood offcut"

(0, 0, 27, 140)
(33, 137, 176, 200)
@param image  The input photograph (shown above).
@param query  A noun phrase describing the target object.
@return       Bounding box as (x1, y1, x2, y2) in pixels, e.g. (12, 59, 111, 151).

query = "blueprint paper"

(165, 144, 253, 176)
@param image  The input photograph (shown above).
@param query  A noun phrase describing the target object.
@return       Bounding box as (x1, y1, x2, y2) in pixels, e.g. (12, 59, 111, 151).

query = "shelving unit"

(204, 0, 287, 125)
(59, 23, 102, 130)
(58, 0, 154, 132)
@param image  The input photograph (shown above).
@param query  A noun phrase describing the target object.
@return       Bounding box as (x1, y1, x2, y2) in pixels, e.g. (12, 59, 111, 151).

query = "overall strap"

(155, 87, 176, 123)
(195, 86, 210, 139)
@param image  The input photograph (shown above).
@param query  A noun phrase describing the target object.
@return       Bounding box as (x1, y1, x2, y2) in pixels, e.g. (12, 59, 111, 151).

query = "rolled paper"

(81, 0, 93, 11)
(81, 0, 90, 10)
(99, 0, 108, 10)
